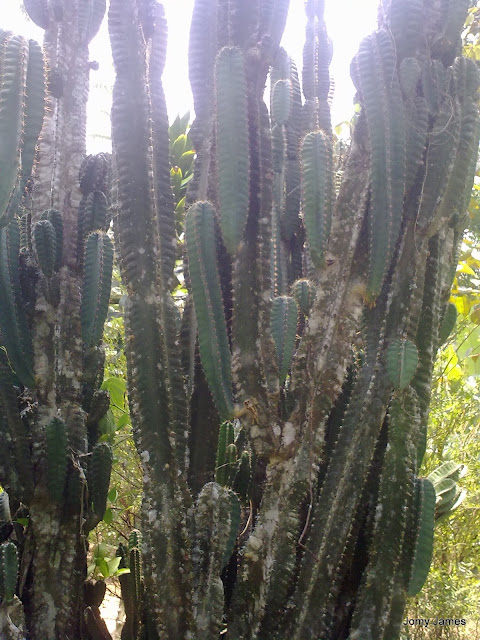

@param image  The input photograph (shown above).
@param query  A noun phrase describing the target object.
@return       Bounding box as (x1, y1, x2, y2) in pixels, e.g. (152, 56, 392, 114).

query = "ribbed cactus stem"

(186, 201, 234, 419)
(215, 46, 250, 255)
(353, 29, 406, 301)
(300, 130, 334, 268)
(0, 34, 29, 223)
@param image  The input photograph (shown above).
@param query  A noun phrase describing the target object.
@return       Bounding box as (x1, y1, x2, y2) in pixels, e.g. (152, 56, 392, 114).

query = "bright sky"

(2, 0, 379, 152)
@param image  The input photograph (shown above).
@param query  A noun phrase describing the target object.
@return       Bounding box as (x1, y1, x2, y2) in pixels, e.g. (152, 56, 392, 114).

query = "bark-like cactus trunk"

(0, 1, 112, 638)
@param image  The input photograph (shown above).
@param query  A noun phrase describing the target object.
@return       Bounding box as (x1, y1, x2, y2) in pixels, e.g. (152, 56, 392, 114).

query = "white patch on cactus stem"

(148, 510, 157, 523)
(307, 310, 322, 333)
(140, 450, 150, 463)
(263, 509, 280, 537)
(282, 421, 296, 446)
(247, 535, 262, 551)
(272, 424, 281, 436)
(138, 247, 145, 254)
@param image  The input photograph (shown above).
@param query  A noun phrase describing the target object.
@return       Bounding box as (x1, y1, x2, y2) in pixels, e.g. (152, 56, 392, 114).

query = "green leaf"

(101, 377, 126, 409)
(386, 338, 419, 390)
(107, 556, 121, 575)
(99, 409, 117, 436)
(103, 507, 113, 524)
(96, 557, 110, 578)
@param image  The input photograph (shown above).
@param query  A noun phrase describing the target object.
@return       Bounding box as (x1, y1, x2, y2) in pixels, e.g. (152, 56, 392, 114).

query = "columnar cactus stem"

(106, 1, 479, 639)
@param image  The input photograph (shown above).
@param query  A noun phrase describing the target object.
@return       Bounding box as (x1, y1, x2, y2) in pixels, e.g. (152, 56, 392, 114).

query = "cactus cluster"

(108, 0, 479, 638)
(0, 0, 473, 637)
(0, 1, 115, 636)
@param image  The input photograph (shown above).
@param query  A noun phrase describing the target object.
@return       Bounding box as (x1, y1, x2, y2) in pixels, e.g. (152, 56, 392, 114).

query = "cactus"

(33, 219, 57, 278)
(271, 296, 298, 385)
(215, 46, 250, 255)
(407, 478, 436, 596)
(104, 0, 480, 639)
(300, 131, 334, 268)
(353, 29, 406, 301)
(81, 231, 114, 348)
(88, 442, 113, 520)
(0, 542, 18, 605)
(0, 2, 115, 636)
(386, 338, 419, 390)
(186, 202, 234, 419)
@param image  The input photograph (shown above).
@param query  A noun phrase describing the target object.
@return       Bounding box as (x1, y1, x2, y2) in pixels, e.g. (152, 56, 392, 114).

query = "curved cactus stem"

(411, 235, 442, 469)
(78, 0, 107, 45)
(215, 46, 250, 255)
(23, 0, 50, 29)
(81, 231, 114, 348)
(186, 201, 233, 419)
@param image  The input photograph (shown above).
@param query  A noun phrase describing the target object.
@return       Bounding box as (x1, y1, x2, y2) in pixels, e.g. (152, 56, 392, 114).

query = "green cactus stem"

(186, 201, 234, 419)
(271, 296, 298, 385)
(33, 219, 57, 279)
(407, 477, 436, 596)
(386, 338, 419, 390)
(0, 541, 18, 605)
(271, 79, 292, 126)
(291, 278, 316, 316)
(353, 29, 406, 301)
(78, 0, 107, 44)
(0, 34, 29, 224)
(349, 388, 419, 638)
(215, 421, 235, 486)
(0, 219, 34, 388)
(193, 482, 239, 640)
(300, 130, 334, 269)
(20, 39, 45, 197)
(88, 442, 113, 520)
(40, 209, 63, 270)
(215, 46, 250, 255)
(81, 231, 114, 348)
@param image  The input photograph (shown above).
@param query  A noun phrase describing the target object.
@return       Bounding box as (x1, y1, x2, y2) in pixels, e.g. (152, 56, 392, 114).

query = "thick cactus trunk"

(0, 1, 112, 638)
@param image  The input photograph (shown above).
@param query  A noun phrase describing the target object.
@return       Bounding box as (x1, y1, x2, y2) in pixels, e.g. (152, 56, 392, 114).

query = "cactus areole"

(0, 0, 476, 638)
